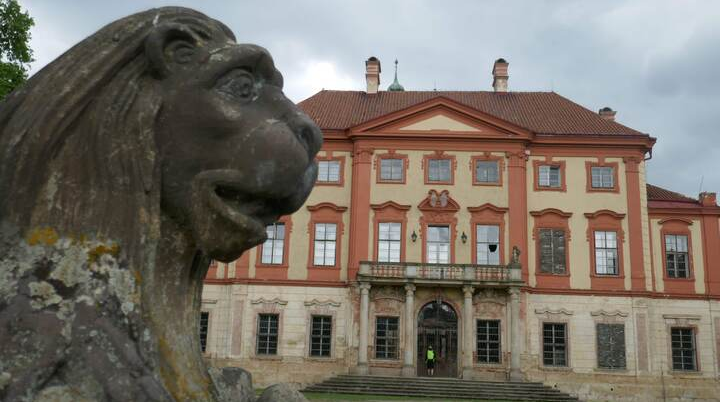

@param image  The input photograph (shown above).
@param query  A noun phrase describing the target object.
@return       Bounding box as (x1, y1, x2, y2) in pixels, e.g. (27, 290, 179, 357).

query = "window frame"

(426, 224, 451, 264)
(531, 209, 572, 289)
(377, 222, 402, 263)
(533, 159, 566, 192)
(585, 161, 620, 193)
(374, 316, 400, 360)
(199, 311, 210, 354)
(475, 224, 501, 265)
(658, 218, 695, 294)
(259, 222, 286, 265)
(423, 152, 456, 185)
(476, 319, 502, 364)
(593, 231, 619, 276)
(256, 313, 280, 356)
(669, 326, 698, 372)
(312, 222, 338, 267)
(376, 152, 408, 184)
(664, 234, 690, 279)
(595, 323, 626, 370)
(315, 155, 345, 186)
(306, 203, 347, 280)
(309, 315, 333, 358)
(471, 154, 503, 187)
(542, 322, 568, 367)
(468, 204, 508, 266)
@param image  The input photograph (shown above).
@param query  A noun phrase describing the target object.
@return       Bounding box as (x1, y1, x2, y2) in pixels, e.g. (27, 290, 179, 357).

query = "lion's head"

(0, 7, 321, 263)
(0, 7, 321, 401)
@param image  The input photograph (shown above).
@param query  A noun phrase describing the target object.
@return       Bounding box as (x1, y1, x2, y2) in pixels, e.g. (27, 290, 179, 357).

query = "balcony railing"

(358, 261, 522, 284)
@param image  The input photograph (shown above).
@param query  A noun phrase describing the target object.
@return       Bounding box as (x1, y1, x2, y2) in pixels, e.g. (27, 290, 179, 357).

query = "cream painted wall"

(248, 150, 353, 280)
(638, 162, 653, 290)
(398, 114, 479, 132)
(525, 156, 629, 290)
(368, 149, 510, 264)
(649, 218, 705, 294)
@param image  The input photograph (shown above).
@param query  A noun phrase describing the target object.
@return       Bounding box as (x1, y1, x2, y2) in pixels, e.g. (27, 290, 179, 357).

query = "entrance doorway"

(417, 300, 458, 377)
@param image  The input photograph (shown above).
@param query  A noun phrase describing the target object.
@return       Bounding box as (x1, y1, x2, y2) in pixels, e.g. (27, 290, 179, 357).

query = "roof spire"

(387, 59, 405, 92)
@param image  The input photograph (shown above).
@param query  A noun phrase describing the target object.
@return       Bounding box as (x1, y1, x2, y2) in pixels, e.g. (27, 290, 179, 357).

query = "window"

(426, 225, 450, 264)
(665, 235, 689, 278)
(671, 327, 696, 371)
(538, 165, 561, 188)
(591, 166, 614, 189)
(317, 160, 341, 183)
(199, 311, 209, 353)
(543, 323, 567, 367)
(594, 231, 618, 275)
(378, 222, 401, 263)
(380, 158, 404, 182)
(476, 225, 500, 265)
(475, 161, 499, 184)
(256, 314, 279, 355)
(313, 223, 337, 266)
(261, 223, 285, 264)
(539, 229, 566, 274)
(310, 315, 332, 357)
(375, 317, 399, 359)
(477, 320, 501, 363)
(428, 159, 451, 182)
(596, 323, 625, 369)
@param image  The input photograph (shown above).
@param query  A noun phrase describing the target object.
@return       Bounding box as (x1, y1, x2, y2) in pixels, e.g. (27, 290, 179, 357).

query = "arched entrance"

(417, 300, 458, 377)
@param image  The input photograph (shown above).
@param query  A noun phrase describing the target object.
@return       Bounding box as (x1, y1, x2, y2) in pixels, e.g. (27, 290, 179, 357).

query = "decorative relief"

(534, 307, 573, 316)
(250, 297, 288, 306)
(304, 299, 341, 308)
(591, 310, 628, 318)
(472, 288, 504, 305)
(371, 286, 404, 302)
(373, 298, 402, 315)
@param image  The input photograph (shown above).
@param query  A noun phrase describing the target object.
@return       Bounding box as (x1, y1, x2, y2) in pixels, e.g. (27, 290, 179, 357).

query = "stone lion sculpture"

(0, 7, 321, 402)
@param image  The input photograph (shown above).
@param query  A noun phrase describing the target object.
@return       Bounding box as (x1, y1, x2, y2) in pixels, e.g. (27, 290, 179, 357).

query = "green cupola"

(387, 59, 405, 92)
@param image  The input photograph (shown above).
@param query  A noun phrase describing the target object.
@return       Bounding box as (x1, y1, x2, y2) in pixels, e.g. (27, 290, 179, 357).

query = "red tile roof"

(298, 90, 647, 136)
(646, 184, 697, 203)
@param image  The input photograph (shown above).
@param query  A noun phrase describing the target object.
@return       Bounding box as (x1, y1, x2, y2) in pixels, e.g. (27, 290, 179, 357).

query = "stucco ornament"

(0, 7, 320, 402)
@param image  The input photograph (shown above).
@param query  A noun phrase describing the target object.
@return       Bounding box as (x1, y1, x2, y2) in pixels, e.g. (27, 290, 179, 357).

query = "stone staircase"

(303, 374, 580, 401)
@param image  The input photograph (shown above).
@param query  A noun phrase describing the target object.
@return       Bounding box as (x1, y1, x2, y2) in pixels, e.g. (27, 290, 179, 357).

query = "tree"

(0, 0, 34, 100)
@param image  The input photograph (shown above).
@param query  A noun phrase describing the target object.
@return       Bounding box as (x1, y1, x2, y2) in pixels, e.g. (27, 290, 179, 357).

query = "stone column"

(357, 282, 371, 374)
(402, 284, 416, 377)
(462, 285, 474, 379)
(508, 287, 522, 381)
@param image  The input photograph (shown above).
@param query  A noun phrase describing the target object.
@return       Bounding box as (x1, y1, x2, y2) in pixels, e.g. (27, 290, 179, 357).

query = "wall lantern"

(461, 232, 468, 244)
(411, 230, 418, 242)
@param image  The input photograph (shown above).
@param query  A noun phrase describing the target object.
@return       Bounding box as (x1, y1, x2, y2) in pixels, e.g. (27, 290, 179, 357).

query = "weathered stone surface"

(256, 384, 308, 402)
(209, 367, 255, 402)
(0, 6, 321, 402)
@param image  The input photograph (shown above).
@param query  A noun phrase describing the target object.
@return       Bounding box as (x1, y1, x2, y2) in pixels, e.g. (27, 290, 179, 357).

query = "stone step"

(304, 386, 578, 401)
(317, 380, 565, 394)
(303, 375, 580, 401)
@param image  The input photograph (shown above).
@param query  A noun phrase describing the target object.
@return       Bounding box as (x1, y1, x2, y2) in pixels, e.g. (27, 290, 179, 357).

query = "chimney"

(599, 107, 617, 121)
(700, 192, 717, 207)
(492, 58, 509, 92)
(365, 57, 381, 94)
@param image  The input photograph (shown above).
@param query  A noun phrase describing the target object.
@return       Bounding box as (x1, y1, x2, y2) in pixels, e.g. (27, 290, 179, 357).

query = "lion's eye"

(217, 70, 256, 101)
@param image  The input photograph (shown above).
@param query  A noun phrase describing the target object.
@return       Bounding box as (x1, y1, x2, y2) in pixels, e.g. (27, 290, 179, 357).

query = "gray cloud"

(23, 0, 720, 197)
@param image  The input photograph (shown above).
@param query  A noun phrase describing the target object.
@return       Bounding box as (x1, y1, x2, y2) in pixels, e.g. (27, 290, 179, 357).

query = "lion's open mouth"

(213, 185, 278, 227)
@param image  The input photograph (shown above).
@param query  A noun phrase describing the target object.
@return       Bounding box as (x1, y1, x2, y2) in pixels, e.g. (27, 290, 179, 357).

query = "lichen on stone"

(28, 281, 62, 309)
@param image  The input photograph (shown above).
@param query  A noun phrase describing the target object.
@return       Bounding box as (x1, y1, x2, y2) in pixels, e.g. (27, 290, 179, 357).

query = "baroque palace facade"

(201, 58, 720, 401)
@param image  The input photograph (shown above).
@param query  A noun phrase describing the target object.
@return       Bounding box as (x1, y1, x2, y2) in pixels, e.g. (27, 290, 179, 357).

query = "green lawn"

(302, 392, 520, 402)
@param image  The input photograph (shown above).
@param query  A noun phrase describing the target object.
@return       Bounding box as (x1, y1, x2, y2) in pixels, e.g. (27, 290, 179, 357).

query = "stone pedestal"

(402, 284, 416, 377)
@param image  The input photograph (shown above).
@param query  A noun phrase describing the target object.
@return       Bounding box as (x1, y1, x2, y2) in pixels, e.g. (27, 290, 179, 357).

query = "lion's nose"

(294, 114, 323, 160)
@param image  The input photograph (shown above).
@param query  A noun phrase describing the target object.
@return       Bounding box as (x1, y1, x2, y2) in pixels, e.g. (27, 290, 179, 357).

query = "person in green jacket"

(426, 345, 436, 376)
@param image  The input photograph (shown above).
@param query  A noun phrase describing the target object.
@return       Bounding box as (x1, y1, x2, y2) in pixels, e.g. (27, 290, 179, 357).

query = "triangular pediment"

(348, 96, 532, 139)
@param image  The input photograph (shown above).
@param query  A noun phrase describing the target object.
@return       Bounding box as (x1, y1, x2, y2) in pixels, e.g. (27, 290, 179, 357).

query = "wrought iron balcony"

(358, 261, 523, 286)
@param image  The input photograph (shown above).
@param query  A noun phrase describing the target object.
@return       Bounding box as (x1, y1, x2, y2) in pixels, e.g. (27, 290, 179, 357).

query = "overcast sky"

(23, 0, 720, 197)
